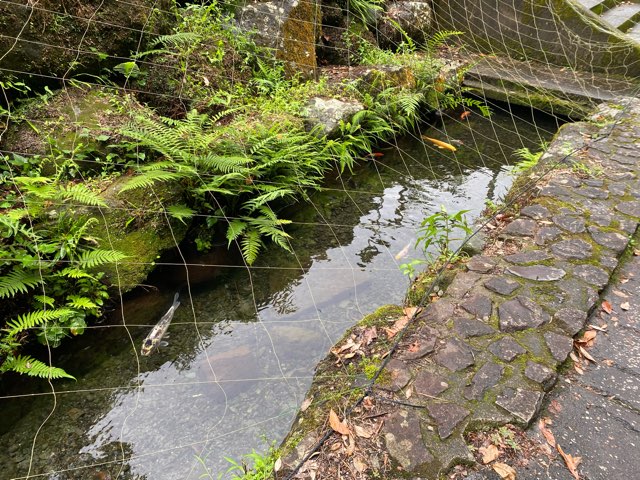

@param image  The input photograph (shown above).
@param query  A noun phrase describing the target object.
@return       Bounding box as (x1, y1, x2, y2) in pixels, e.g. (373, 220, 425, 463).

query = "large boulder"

(304, 97, 364, 136)
(0, 0, 173, 83)
(237, 0, 321, 78)
(378, 1, 434, 49)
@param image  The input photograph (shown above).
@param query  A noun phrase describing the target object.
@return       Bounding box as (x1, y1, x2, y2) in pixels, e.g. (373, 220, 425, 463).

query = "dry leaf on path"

(403, 306, 421, 317)
(384, 316, 409, 338)
(329, 409, 351, 436)
(538, 418, 556, 448)
(492, 462, 516, 480)
(578, 345, 596, 363)
(557, 444, 581, 480)
(274, 457, 282, 472)
(353, 456, 367, 473)
(579, 330, 597, 344)
(479, 444, 500, 464)
(601, 300, 613, 314)
(300, 397, 312, 412)
(354, 424, 373, 438)
(549, 400, 562, 415)
(620, 301, 630, 311)
(588, 324, 607, 332)
(362, 326, 378, 346)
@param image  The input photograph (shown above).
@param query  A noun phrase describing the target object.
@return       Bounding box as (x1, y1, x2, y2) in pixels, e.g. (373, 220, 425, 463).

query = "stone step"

(601, 2, 640, 30)
(463, 56, 640, 118)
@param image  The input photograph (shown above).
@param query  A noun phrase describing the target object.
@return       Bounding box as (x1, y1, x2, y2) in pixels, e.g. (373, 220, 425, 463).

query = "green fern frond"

(0, 268, 41, 298)
(66, 295, 98, 310)
(424, 30, 464, 52)
(240, 228, 263, 265)
(59, 184, 108, 207)
(242, 188, 295, 213)
(6, 308, 74, 335)
(119, 169, 186, 192)
(226, 219, 247, 246)
(3, 355, 75, 380)
(57, 267, 95, 279)
(199, 154, 253, 173)
(77, 249, 127, 269)
(167, 204, 196, 224)
(150, 32, 202, 49)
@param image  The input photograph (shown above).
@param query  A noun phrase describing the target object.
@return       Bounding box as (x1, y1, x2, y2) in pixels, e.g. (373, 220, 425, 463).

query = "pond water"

(0, 106, 561, 479)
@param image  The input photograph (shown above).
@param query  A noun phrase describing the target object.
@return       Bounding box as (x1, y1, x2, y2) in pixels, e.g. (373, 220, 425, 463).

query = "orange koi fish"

(421, 136, 458, 152)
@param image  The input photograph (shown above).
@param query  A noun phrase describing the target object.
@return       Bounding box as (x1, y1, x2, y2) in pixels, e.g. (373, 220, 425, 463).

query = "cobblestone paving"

(282, 99, 640, 479)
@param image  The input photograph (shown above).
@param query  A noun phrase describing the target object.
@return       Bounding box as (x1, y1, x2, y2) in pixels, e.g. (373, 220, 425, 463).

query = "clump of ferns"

(0, 172, 126, 380)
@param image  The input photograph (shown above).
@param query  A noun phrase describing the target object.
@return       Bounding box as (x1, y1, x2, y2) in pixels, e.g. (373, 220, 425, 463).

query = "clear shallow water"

(0, 108, 561, 479)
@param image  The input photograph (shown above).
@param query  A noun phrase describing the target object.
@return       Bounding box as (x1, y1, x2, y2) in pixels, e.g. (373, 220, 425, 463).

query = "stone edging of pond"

(278, 98, 640, 479)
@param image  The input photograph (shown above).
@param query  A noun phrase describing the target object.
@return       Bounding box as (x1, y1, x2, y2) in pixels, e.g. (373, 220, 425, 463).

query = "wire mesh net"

(0, 0, 638, 478)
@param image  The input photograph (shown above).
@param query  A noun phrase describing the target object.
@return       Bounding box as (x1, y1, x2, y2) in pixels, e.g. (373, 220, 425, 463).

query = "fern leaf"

(150, 32, 202, 49)
(0, 268, 41, 298)
(199, 154, 252, 173)
(6, 308, 74, 335)
(241, 228, 263, 265)
(66, 295, 98, 310)
(226, 219, 247, 246)
(242, 188, 295, 213)
(59, 184, 107, 207)
(56, 267, 95, 279)
(167, 204, 196, 224)
(77, 249, 127, 269)
(3, 355, 75, 380)
(119, 170, 186, 192)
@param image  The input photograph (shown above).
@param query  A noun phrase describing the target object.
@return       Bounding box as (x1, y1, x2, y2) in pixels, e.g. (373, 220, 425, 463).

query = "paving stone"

(588, 226, 629, 253)
(524, 361, 557, 391)
(460, 294, 493, 321)
(609, 183, 627, 196)
(507, 265, 566, 281)
(534, 226, 562, 246)
(413, 370, 449, 398)
(496, 388, 543, 424)
(620, 218, 638, 234)
(601, 255, 619, 270)
(553, 308, 587, 335)
(502, 218, 538, 236)
(465, 361, 504, 400)
(434, 338, 475, 371)
(539, 185, 572, 198)
(427, 403, 470, 439)
(552, 214, 586, 233)
(498, 296, 550, 332)
(517, 330, 549, 358)
(575, 186, 609, 199)
(484, 277, 520, 296)
(380, 359, 411, 391)
(453, 318, 496, 338)
(582, 178, 604, 187)
(572, 264, 610, 289)
(466, 256, 497, 273)
(590, 213, 613, 226)
(543, 332, 574, 363)
(446, 272, 482, 299)
(558, 278, 599, 311)
(418, 300, 454, 324)
(520, 204, 550, 219)
(488, 336, 526, 362)
(398, 329, 437, 360)
(504, 250, 553, 264)
(383, 409, 434, 470)
(549, 177, 581, 188)
(551, 239, 593, 260)
(616, 200, 640, 218)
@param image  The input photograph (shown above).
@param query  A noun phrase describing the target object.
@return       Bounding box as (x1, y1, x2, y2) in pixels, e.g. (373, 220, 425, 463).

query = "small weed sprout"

(511, 146, 544, 174)
(400, 206, 472, 278)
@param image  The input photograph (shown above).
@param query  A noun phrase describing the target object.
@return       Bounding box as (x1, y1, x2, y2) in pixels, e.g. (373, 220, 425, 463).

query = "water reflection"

(0, 108, 561, 479)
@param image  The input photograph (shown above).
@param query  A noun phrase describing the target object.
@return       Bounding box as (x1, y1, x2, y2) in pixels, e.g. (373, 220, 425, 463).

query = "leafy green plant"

(511, 146, 544, 174)
(490, 426, 521, 452)
(196, 445, 279, 480)
(346, 0, 384, 25)
(415, 206, 472, 262)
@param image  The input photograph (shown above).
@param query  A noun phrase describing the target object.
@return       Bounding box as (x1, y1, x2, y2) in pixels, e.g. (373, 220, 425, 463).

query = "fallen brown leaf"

(574, 364, 584, 375)
(549, 400, 562, 415)
(633, 248, 640, 256)
(538, 418, 556, 448)
(403, 306, 420, 317)
(329, 409, 351, 436)
(362, 326, 378, 346)
(274, 457, 282, 472)
(300, 398, 312, 412)
(588, 324, 607, 332)
(578, 345, 596, 363)
(385, 316, 409, 338)
(479, 444, 500, 464)
(557, 444, 581, 480)
(569, 352, 580, 363)
(580, 330, 597, 344)
(601, 300, 613, 314)
(620, 301, 630, 311)
(353, 457, 367, 473)
(354, 424, 373, 438)
(492, 462, 516, 480)
(612, 289, 629, 298)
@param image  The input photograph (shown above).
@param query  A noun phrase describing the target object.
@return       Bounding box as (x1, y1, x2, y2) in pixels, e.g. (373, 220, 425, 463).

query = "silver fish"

(141, 292, 180, 356)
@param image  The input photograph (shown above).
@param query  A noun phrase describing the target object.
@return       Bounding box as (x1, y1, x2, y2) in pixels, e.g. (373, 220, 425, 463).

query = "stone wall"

(432, 0, 640, 77)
